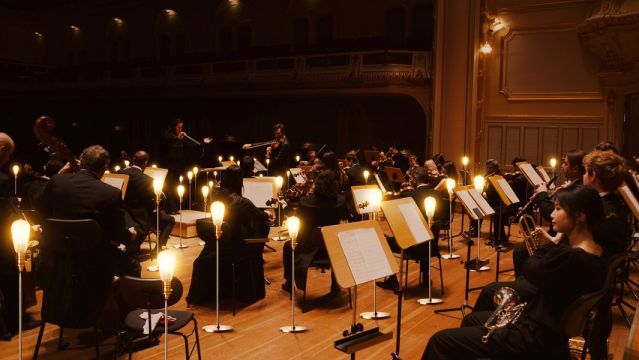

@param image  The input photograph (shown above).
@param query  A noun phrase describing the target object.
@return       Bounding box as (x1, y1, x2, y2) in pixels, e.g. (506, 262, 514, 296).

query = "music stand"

(620, 185, 639, 222)
(321, 221, 397, 360)
(363, 150, 379, 165)
(515, 162, 545, 187)
(487, 175, 520, 280)
(435, 207, 485, 319)
(384, 167, 404, 185)
(351, 185, 381, 217)
(101, 173, 129, 200)
(380, 197, 438, 358)
(536, 166, 556, 189)
(454, 186, 493, 271)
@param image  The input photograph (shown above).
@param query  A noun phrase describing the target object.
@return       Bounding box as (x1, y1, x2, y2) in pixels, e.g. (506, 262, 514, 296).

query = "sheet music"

(620, 185, 639, 221)
(374, 173, 388, 194)
(497, 178, 520, 204)
(243, 181, 274, 208)
(338, 228, 393, 284)
(352, 188, 376, 214)
(290, 168, 306, 184)
(143, 167, 168, 184)
(103, 177, 124, 190)
(468, 189, 495, 215)
(536, 166, 556, 189)
(456, 190, 481, 220)
(398, 203, 432, 244)
(519, 163, 544, 186)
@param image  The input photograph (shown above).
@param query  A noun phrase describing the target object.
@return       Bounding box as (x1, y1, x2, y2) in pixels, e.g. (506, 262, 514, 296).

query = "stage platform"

(170, 209, 208, 238)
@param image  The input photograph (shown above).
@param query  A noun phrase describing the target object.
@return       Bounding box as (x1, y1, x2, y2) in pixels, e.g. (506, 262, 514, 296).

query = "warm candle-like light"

(187, 171, 193, 181)
(363, 170, 370, 183)
(158, 249, 176, 284)
(12, 165, 19, 177)
(153, 179, 163, 197)
(208, 180, 214, 188)
(462, 156, 469, 167)
(275, 176, 283, 191)
(296, 155, 301, 163)
(371, 188, 383, 212)
(480, 41, 493, 54)
(549, 158, 557, 169)
(424, 196, 436, 222)
(266, 159, 270, 166)
(151, 164, 158, 168)
(177, 185, 185, 200)
(473, 175, 485, 193)
(193, 166, 199, 176)
(124, 160, 130, 167)
(211, 201, 225, 227)
(446, 178, 456, 195)
(179, 175, 183, 184)
(218, 155, 223, 163)
(201, 185, 209, 199)
(11, 219, 30, 255)
(229, 156, 234, 162)
(286, 170, 290, 178)
(287, 216, 300, 248)
(114, 165, 121, 172)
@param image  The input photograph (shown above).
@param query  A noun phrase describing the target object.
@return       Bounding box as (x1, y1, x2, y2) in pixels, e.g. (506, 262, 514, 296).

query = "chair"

(402, 222, 443, 299)
(34, 219, 112, 360)
(118, 276, 201, 360)
(560, 253, 626, 360)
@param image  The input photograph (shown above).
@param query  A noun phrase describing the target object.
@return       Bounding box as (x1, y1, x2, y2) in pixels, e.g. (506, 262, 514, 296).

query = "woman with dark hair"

(186, 165, 272, 305)
(320, 151, 348, 187)
(423, 186, 607, 360)
(281, 169, 349, 293)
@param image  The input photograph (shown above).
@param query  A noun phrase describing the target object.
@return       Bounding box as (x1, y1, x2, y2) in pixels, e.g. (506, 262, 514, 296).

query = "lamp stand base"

(280, 325, 308, 333)
(360, 311, 391, 320)
(202, 324, 233, 333)
(417, 298, 443, 305)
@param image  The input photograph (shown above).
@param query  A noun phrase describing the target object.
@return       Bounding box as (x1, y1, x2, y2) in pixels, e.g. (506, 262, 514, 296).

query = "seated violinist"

(186, 165, 272, 305)
(282, 169, 349, 294)
(423, 186, 607, 359)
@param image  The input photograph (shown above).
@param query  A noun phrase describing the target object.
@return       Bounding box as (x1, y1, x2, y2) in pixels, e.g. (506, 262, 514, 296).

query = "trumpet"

(482, 287, 527, 343)
(519, 214, 542, 256)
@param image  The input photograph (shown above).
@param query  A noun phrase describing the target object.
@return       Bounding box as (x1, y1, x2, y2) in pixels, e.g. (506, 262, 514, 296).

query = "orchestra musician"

(37, 145, 141, 278)
(118, 150, 176, 254)
(484, 159, 517, 247)
(512, 150, 586, 276)
(265, 123, 291, 177)
(240, 155, 256, 178)
(344, 152, 365, 187)
(187, 165, 273, 305)
(281, 169, 349, 294)
(21, 158, 64, 210)
(423, 186, 607, 360)
(163, 118, 212, 213)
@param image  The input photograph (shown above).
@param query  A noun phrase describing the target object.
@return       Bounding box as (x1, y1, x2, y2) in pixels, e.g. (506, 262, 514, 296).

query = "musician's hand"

(535, 183, 548, 194)
(178, 131, 186, 140)
(32, 224, 42, 233)
(538, 227, 561, 245)
(242, 143, 251, 150)
(58, 160, 80, 174)
(129, 227, 138, 240)
(203, 137, 212, 144)
(264, 209, 276, 223)
(272, 141, 280, 149)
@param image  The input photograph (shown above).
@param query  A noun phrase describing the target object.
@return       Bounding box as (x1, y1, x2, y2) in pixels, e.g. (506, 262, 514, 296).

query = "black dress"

(186, 191, 270, 304)
(423, 242, 606, 360)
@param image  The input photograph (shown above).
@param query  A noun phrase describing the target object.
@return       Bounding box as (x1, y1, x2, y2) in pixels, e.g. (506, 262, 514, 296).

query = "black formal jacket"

(119, 166, 155, 231)
(345, 164, 365, 188)
(598, 192, 631, 255)
(268, 137, 291, 176)
(400, 185, 450, 225)
(38, 169, 130, 245)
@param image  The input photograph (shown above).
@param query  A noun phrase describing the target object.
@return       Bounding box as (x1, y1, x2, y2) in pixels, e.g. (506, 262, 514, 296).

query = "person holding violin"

(265, 123, 291, 177)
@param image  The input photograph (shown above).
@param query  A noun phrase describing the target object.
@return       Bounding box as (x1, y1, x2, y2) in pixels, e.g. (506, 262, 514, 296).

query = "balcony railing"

(0, 50, 432, 92)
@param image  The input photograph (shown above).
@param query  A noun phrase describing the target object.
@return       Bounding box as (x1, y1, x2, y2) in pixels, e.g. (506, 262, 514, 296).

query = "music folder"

(384, 166, 405, 184)
(351, 185, 382, 215)
(243, 177, 277, 208)
(453, 185, 495, 220)
(101, 173, 129, 200)
(487, 175, 520, 206)
(380, 197, 434, 250)
(515, 161, 545, 187)
(143, 167, 168, 185)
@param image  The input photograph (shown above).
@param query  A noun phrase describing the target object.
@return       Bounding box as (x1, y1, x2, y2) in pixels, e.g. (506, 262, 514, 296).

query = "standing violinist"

(265, 123, 291, 178)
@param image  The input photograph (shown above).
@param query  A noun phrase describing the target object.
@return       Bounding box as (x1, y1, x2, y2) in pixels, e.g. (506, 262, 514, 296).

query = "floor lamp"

(12, 219, 30, 360)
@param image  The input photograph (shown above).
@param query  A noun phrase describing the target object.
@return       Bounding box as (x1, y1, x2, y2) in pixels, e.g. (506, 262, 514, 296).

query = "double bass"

(33, 116, 78, 171)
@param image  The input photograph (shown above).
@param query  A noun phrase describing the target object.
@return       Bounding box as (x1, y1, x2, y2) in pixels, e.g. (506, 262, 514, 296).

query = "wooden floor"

(2, 212, 637, 360)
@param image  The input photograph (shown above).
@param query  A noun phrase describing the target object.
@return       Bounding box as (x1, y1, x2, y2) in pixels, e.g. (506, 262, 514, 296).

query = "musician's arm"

(522, 243, 572, 289)
(534, 192, 554, 221)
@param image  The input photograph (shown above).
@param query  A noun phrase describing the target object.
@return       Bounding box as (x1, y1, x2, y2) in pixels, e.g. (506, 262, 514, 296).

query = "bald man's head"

(0, 132, 15, 166)
(132, 150, 149, 169)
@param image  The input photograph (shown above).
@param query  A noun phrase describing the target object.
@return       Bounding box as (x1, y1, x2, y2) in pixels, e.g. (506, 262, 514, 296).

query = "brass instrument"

(519, 214, 542, 256)
(482, 287, 527, 343)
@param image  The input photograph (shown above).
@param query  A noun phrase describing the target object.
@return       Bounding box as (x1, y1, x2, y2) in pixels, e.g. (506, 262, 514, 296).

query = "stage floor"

(3, 212, 636, 359)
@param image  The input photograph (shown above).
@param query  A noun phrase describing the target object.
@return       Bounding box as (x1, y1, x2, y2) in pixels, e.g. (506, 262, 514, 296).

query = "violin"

(34, 116, 78, 171)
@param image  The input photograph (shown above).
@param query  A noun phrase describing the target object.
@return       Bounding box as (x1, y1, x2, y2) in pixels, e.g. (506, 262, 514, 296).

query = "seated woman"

(423, 186, 607, 360)
(282, 169, 349, 293)
(186, 165, 272, 305)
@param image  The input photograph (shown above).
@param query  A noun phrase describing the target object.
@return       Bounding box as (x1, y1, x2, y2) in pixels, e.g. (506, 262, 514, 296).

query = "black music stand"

(435, 208, 486, 318)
